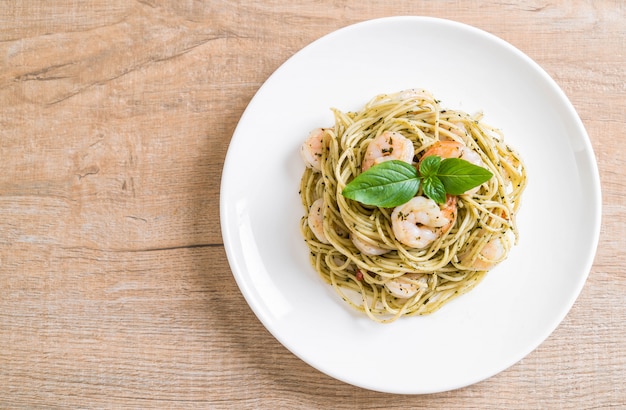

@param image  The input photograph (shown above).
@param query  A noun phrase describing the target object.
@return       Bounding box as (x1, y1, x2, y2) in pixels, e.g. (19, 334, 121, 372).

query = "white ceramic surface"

(220, 16, 601, 394)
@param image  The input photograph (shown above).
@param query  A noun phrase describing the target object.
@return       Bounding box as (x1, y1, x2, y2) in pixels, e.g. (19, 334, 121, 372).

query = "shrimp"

(462, 229, 514, 270)
(420, 140, 485, 195)
(351, 234, 389, 256)
(385, 273, 429, 299)
(391, 195, 457, 249)
(307, 198, 330, 244)
(300, 128, 327, 172)
(421, 140, 483, 167)
(362, 131, 414, 171)
(441, 122, 468, 141)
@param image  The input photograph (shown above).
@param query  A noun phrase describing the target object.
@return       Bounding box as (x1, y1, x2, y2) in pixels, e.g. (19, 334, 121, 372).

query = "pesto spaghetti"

(299, 89, 526, 323)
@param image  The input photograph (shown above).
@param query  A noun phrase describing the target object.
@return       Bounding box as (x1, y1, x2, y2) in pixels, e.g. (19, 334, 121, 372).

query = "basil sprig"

(342, 157, 492, 207)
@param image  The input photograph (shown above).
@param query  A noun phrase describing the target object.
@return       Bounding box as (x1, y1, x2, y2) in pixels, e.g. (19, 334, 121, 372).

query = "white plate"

(220, 16, 601, 394)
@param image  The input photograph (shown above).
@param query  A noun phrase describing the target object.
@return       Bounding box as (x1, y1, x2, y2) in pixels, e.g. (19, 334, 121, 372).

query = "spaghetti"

(299, 89, 526, 323)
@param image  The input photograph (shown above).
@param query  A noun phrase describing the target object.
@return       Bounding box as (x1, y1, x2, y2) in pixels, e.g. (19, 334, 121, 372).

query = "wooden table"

(1, 1, 624, 408)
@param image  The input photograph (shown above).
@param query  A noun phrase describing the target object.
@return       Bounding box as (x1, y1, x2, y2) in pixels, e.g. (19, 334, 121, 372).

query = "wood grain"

(1, 1, 624, 408)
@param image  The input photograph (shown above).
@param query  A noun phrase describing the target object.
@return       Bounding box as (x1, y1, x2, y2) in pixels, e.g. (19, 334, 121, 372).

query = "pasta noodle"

(299, 89, 527, 323)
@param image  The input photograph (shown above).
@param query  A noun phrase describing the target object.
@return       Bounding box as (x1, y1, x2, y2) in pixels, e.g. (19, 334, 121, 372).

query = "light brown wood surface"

(1, 1, 624, 408)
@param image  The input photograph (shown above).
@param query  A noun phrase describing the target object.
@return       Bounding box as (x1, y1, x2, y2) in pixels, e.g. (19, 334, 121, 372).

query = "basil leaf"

(342, 160, 420, 208)
(422, 176, 447, 204)
(419, 155, 441, 177)
(437, 158, 493, 195)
